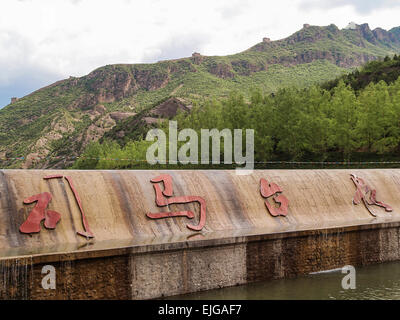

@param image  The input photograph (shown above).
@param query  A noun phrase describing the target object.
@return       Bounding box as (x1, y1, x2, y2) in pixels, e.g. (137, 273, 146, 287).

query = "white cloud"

(301, 0, 400, 15)
(0, 0, 400, 107)
(142, 33, 209, 62)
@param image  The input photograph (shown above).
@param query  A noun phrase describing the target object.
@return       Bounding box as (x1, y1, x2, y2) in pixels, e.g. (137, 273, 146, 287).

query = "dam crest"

(0, 169, 400, 299)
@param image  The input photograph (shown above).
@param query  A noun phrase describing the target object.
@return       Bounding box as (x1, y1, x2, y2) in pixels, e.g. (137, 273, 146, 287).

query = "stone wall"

(2, 169, 400, 299)
(1, 221, 400, 299)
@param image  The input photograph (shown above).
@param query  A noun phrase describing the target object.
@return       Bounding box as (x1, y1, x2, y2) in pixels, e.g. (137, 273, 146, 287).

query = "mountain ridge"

(1, 22, 400, 168)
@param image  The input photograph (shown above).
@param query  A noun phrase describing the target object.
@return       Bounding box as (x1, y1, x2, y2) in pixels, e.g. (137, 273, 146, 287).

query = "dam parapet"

(1, 169, 400, 299)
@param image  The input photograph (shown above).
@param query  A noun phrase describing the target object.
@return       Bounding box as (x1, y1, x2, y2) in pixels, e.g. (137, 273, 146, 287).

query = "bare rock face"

(358, 23, 376, 44)
(116, 130, 125, 138)
(191, 52, 203, 65)
(85, 68, 137, 102)
(109, 112, 137, 121)
(390, 27, 400, 40)
(133, 68, 169, 91)
(94, 104, 107, 114)
(104, 97, 191, 143)
(70, 65, 172, 110)
(293, 27, 326, 43)
(231, 60, 265, 75)
(373, 27, 399, 44)
(150, 97, 190, 118)
(69, 92, 103, 111)
(143, 116, 161, 125)
(168, 60, 196, 74)
(207, 63, 235, 79)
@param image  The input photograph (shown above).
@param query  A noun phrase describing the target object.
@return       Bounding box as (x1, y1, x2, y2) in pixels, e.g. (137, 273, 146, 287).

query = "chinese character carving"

(260, 178, 289, 216)
(20, 175, 94, 239)
(44, 175, 94, 238)
(350, 174, 392, 216)
(20, 192, 61, 234)
(147, 174, 206, 231)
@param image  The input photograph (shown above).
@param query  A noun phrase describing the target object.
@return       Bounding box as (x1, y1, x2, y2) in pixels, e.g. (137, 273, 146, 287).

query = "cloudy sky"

(0, 0, 400, 108)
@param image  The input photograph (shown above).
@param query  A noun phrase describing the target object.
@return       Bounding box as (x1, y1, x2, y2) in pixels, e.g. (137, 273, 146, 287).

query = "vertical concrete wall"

(1, 222, 400, 299)
(130, 244, 247, 299)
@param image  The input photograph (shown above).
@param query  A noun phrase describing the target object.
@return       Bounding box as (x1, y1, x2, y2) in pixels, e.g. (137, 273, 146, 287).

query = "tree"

(356, 81, 397, 154)
(330, 81, 359, 160)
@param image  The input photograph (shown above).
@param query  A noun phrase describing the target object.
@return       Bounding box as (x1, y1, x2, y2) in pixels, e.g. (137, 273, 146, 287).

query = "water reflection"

(171, 261, 400, 300)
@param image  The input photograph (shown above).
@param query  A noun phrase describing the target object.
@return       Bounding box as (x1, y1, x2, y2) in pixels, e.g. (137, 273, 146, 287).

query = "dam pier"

(1, 169, 400, 299)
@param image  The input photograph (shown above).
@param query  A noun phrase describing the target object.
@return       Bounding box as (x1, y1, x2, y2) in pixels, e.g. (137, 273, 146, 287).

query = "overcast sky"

(1, 0, 400, 108)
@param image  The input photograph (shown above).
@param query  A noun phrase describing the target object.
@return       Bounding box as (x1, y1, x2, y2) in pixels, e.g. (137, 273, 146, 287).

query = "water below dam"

(171, 261, 400, 300)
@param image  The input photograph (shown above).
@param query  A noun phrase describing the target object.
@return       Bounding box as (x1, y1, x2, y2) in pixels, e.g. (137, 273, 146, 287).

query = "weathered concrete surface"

(1, 168, 400, 251)
(130, 244, 247, 299)
(2, 222, 400, 299)
(1, 169, 400, 299)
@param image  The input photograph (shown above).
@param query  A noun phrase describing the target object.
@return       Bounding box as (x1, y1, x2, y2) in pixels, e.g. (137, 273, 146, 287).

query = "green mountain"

(322, 53, 400, 91)
(1, 22, 400, 168)
(74, 55, 400, 170)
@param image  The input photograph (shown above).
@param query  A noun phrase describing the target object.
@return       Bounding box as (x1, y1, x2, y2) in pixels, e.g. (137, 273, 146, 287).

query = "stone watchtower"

(263, 37, 271, 43)
(303, 24, 310, 28)
(191, 52, 203, 64)
(10, 97, 18, 104)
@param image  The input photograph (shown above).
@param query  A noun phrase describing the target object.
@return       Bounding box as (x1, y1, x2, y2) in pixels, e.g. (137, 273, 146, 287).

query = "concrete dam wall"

(1, 169, 400, 299)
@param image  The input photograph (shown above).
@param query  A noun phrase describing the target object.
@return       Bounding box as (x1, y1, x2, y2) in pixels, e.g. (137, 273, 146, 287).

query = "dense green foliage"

(3, 23, 400, 169)
(73, 74, 400, 169)
(323, 55, 400, 91)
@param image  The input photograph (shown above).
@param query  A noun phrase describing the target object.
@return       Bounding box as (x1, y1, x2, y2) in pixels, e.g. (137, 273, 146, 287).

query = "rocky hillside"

(1, 23, 400, 168)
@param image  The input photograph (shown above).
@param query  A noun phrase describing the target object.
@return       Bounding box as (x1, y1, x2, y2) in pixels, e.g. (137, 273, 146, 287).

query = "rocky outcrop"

(109, 112, 137, 121)
(207, 62, 235, 79)
(292, 51, 376, 68)
(168, 59, 196, 74)
(2, 22, 400, 169)
(70, 65, 173, 110)
(133, 68, 169, 91)
(248, 23, 399, 72)
(103, 97, 191, 144)
(358, 23, 376, 44)
(390, 27, 400, 40)
(231, 60, 265, 75)
(191, 52, 203, 65)
(149, 97, 190, 118)
(347, 23, 400, 47)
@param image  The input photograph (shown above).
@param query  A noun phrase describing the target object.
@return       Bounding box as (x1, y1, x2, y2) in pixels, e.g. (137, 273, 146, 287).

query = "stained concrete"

(1, 169, 400, 299)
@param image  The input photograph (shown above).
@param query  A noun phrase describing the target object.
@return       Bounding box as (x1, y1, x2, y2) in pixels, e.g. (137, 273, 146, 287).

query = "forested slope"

(74, 55, 400, 169)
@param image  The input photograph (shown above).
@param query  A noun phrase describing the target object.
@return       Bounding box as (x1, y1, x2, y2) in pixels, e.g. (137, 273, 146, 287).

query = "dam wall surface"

(1, 169, 400, 299)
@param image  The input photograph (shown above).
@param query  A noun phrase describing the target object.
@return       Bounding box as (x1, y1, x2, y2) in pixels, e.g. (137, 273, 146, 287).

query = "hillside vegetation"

(323, 54, 400, 91)
(73, 55, 400, 170)
(1, 23, 400, 168)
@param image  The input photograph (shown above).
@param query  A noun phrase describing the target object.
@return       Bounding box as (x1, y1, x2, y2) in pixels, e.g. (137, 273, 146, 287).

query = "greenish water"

(171, 261, 400, 300)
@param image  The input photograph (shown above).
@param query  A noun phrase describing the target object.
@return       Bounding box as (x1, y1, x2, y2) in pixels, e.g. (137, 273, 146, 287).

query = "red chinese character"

(350, 174, 392, 216)
(20, 175, 94, 239)
(147, 174, 206, 231)
(44, 175, 94, 238)
(260, 178, 289, 217)
(20, 192, 61, 234)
